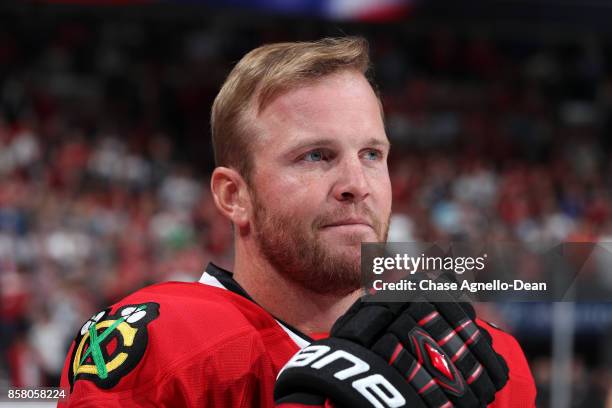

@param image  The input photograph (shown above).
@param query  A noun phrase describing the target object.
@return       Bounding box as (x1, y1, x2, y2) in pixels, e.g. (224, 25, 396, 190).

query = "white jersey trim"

(276, 321, 311, 348)
(198, 271, 226, 289)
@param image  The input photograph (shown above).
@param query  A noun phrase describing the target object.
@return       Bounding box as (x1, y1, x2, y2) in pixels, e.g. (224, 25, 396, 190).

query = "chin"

(325, 245, 361, 264)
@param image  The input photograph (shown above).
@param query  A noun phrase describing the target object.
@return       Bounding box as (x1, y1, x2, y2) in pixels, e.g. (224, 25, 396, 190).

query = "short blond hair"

(210, 36, 374, 183)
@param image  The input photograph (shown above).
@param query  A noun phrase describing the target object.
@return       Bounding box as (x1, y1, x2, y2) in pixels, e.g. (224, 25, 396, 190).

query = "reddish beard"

(251, 189, 389, 296)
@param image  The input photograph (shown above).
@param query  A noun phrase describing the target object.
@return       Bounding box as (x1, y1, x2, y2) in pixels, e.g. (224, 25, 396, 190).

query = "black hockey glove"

(274, 296, 508, 408)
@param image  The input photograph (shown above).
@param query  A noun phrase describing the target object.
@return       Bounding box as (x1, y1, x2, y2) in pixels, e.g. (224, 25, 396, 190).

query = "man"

(59, 37, 536, 407)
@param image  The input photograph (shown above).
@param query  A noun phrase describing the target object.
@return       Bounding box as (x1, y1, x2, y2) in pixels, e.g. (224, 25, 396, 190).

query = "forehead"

(252, 70, 386, 151)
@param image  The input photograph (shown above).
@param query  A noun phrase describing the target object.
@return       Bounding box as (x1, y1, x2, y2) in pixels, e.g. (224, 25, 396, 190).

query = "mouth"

(322, 218, 373, 229)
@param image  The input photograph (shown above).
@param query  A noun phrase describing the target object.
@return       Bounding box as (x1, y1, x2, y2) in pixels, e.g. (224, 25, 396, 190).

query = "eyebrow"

(365, 138, 391, 150)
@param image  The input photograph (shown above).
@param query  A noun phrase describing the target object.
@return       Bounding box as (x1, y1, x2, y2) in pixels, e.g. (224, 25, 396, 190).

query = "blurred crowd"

(1, 10, 612, 406)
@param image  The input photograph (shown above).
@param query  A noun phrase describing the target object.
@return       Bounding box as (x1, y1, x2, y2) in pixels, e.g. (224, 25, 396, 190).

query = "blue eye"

(304, 150, 324, 162)
(363, 150, 381, 160)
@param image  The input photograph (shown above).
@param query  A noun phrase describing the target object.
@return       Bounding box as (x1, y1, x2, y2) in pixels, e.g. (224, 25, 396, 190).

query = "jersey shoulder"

(60, 281, 286, 405)
(124, 280, 281, 335)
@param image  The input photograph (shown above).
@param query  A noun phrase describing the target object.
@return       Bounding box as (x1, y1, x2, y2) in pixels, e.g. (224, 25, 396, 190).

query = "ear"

(210, 167, 251, 229)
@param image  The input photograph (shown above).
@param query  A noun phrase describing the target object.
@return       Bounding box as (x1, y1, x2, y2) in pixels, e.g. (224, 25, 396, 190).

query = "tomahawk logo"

(68, 302, 160, 390)
(280, 345, 406, 408)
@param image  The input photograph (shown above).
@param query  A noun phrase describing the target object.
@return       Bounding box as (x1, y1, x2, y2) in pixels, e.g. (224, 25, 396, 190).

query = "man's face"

(248, 70, 392, 295)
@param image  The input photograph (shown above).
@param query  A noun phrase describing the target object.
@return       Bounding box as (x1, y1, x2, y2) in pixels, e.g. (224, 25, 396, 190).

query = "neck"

(233, 240, 361, 335)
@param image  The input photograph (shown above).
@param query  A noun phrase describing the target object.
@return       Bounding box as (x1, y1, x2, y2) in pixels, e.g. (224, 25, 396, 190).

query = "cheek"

(374, 182, 393, 217)
(256, 172, 324, 218)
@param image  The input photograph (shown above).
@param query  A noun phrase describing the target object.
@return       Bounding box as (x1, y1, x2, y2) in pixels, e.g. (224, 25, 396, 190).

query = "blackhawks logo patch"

(69, 302, 160, 390)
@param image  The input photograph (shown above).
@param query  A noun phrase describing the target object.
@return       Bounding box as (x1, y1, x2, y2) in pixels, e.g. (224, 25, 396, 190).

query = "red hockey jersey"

(59, 263, 536, 407)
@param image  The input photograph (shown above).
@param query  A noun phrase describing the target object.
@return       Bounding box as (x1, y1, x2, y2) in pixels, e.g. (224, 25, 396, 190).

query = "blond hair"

(210, 36, 374, 182)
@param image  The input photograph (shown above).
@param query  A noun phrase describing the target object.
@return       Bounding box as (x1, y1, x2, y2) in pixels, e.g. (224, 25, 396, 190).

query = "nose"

(332, 157, 369, 203)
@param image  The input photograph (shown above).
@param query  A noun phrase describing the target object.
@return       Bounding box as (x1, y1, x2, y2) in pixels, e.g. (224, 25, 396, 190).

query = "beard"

(251, 188, 390, 296)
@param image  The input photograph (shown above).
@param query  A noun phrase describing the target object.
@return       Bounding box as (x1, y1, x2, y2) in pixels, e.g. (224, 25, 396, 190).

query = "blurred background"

(1, 0, 612, 406)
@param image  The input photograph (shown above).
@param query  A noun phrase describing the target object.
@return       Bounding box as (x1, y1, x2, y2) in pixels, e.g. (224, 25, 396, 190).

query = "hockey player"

(59, 37, 536, 407)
